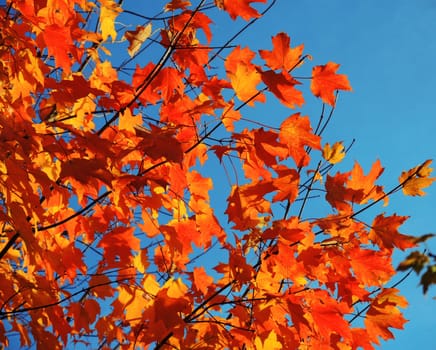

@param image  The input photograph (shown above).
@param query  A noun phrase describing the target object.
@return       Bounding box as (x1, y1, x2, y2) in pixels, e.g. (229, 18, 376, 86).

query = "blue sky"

(240, 1, 436, 348)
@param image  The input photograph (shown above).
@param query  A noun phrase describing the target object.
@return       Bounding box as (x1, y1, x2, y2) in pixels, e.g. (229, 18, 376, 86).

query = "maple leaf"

(365, 288, 408, 344)
(349, 248, 394, 286)
(223, 0, 267, 20)
(99, 0, 121, 41)
(225, 46, 265, 106)
(397, 251, 430, 274)
(310, 296, 351, 341)
(124, 23, 152, 57)
(279, 113, 321, 167)
(311, 62, 352, 106)
(164, 0, 192, 11)
(399, 159, 435, 196)
(254, 331, 282, 350)
(119, 108, 143, 133)
(135, 124, 184, 163)
(97, 226, 140, 266)
(60, 158, 113, 186)
(322, 142, 345, 164)
(260, 70, 304, 108)
(347, 160, 386, 205)
(192, 266, 214, 295)
(259, 32, 304, 71)
(369, 214, 415, 251)
(41, 24, 75, 72)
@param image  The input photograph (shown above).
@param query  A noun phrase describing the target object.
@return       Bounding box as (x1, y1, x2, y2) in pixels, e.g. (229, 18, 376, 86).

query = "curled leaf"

(399, 159, 435, 196)
(124, 23, 152, 57)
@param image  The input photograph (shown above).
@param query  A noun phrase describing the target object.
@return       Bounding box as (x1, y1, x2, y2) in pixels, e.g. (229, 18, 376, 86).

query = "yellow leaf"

(254, 331, 282, 350)
(323, 142, 345, 164)
(99, 0, 121, 41)
(119, 109, 143, 132)
(32, 153, 60, 182)
(399, 159, 435, 196)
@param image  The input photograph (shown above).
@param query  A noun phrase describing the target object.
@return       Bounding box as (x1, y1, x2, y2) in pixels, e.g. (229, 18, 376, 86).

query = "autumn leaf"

(349, 248, 394, 286)
(399, 159, 435, 196)
(41, 24, 76, 72)
(369, 214, 415, 251)
(192, 266, 214, 294)
(365, 289, 408, 344)
(164, 0, 191, 11)
(397, 251, 430, 273)
(99, 0, 121, 41)
(311, 62, 352, 106)
(259, 32, 304, 71)
(279, 113, 321, 167)
(346, 160, 386, 205)
(124, 23, 152, 57)
(119, 108, 143, 133)
(254, 331, 282, 350)
(322, 142, 345, 164)
(225, 46, 265, 105)
(223, 0, 267, 20)
(260, 69, 304, 108)
(60, 158, 113, 186)
(135, 124, 184, 163)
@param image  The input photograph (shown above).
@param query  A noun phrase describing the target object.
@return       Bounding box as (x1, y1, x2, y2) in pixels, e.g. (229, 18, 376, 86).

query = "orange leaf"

(60, 158, 113, 186)
(42, 24, 75, 73)
(399, 159, 435, 196)
(223, 0, 267, 20)
(254, 330, 282, 350)
(311, 62, 352, 106)
(119, 108, 143, 133)
(225, 46, 265, 106)
(164, 0, 191, 11)
(347, 160, 386, 205)
(97, 226, 140, 266)
(279, 113, 321, 167)
(259, 32, 304, 71)
(365, 288, 408, 344)
(349, 248, 394, 286)
(192, 266, 214, 294)
(369, 214, 415, 251)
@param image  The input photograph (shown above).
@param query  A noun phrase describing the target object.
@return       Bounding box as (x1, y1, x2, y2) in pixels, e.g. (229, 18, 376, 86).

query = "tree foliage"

(0, 0, 434, 349)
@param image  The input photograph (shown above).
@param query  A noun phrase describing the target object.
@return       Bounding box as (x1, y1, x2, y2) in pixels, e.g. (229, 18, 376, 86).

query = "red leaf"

(41, 24, 76, 72)
(135, 125, 184, 163)
(260, 70, 304, 108)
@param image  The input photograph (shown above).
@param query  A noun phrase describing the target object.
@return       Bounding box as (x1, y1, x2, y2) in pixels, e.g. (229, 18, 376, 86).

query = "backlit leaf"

(311, 62, 352, 106)
(399, 159, 435, 196)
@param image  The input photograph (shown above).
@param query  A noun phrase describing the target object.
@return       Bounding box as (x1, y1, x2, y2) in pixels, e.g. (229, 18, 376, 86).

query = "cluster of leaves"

(0, 0, 434, 349)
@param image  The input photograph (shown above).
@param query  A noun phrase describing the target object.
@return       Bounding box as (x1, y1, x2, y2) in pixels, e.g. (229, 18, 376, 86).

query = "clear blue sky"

(236, 1, 436, 348)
